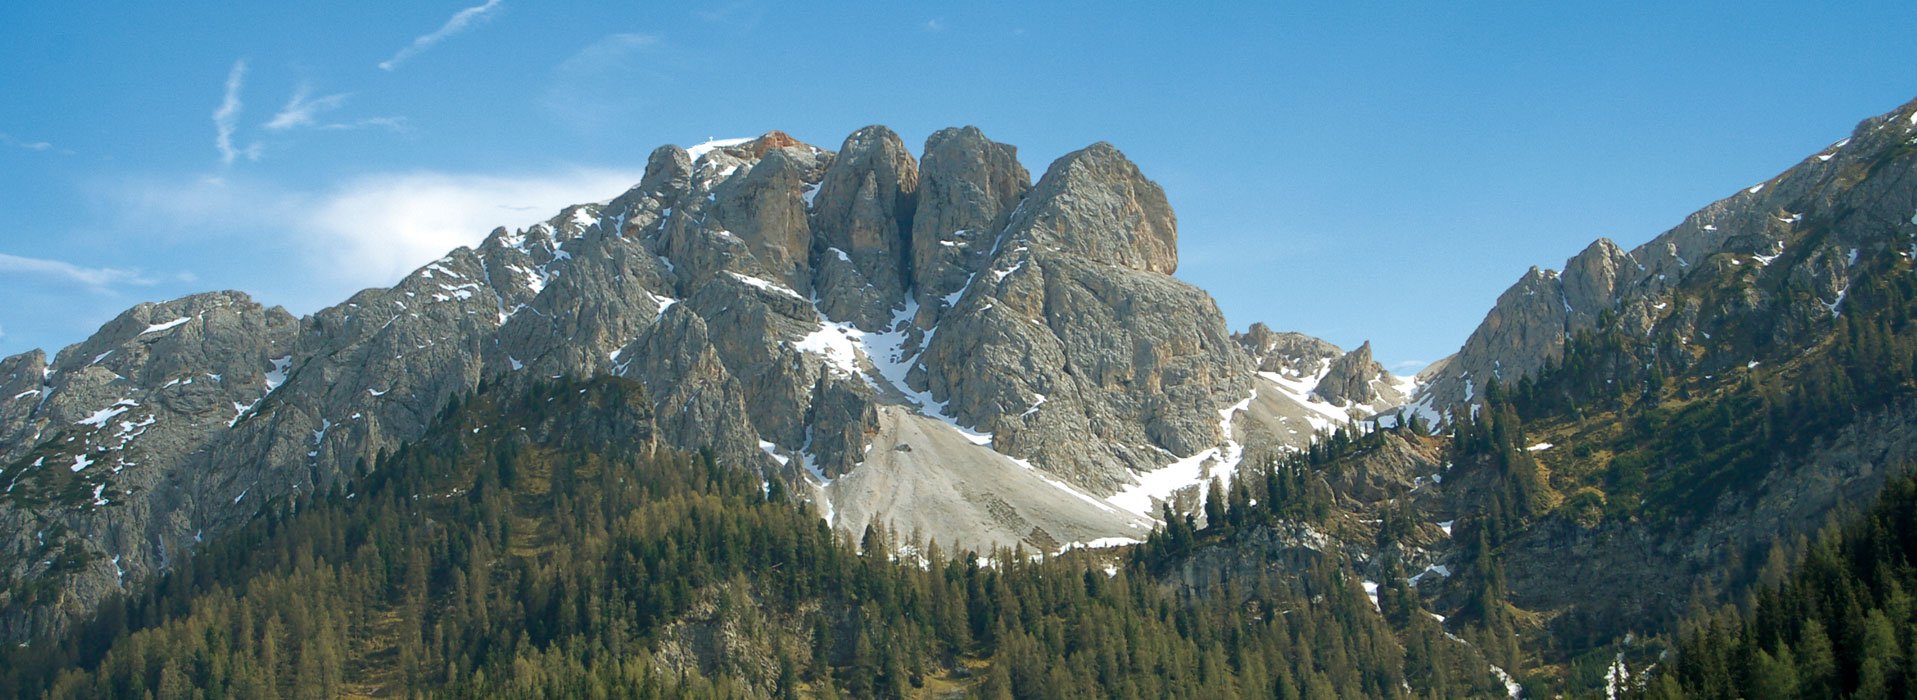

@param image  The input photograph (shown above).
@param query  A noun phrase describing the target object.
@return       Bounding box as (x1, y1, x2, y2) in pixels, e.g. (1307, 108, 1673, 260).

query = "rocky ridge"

(1417, 97, 1917, 418)
(0, 127, 1390, 643)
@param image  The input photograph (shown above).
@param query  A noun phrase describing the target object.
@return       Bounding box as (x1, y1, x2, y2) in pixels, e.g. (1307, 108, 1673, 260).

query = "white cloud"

(302, 169, 641, 285)
(213, 60, 261, 165)
(379, 0, 504, 72)
(264, 86, 405, 134)
(0, 253, 155, 292)
(924, 18, 945, 32)
(114, 167, 644, 294)
(266, 84, 351, 131)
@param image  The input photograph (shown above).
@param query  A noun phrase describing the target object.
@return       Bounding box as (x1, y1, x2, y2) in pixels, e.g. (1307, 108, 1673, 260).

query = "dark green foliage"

(1508, 249, 1917, 526)
(1646, 469, 1917, 699)
(0, 378, 1505, 698)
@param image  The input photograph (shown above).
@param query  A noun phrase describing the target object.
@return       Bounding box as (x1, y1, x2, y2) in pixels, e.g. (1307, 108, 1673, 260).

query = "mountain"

(1415, 97, 1917, 420)
(8, 94, 1917, 697)
(0, 376, 1512, 699)
(0, 127, 1398, 644)
(1385, 95, 1917, 691)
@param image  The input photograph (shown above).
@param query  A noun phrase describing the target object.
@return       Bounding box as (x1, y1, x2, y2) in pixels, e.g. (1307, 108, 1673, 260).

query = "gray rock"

(1314, 341, 1403, 407)
(1002, 143, 1179, 275)
(909, 126, 1031, 325)
(0, 124, 1363, 643)
(916, 143, 1250, 493)
(809, 126, 919, 329)
(1233, 322, 1343, 376)
(1420, 96, 1917, 415)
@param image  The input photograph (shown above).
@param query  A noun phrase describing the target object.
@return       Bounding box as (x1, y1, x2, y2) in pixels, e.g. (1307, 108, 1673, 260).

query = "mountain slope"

(1375, 96, 1917, 691)
(0, 376, 1504, 699)
(0, 127, 1384, 644)
(1418, 96, 1917, 421)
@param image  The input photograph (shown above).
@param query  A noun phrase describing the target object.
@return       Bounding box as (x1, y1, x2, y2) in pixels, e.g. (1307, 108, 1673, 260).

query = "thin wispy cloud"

(213, 60, 261, 165)
(0, 253, 156, 292)
(319, 116, 409, 132)
(543, 33, 664, 132)
(266, 84, 351, 131)
(379, 0, 504, 72)
(924, 18, 945, 32)
(555, 32, 658, 73)
(0, 132, 55, 152)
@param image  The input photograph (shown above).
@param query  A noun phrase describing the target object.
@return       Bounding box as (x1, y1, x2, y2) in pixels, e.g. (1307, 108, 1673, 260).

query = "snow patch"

(70, 453, 94, 472)
(1107, 393, 1254, 517)
(139, 317, 191, 335)
(264, 356, 292, 393)
(1825, 285, 1849, 317)
(726, 271, 805, 300)
(1409, 564, 1452, 586)
(685, 137, 751, 162)
(1490, 665, 1523, 699)
(1526, 442, 1554, 452)
(77, 400, 138, 428)
(757, 440, 791, 466)
(794, 318, 865, 378)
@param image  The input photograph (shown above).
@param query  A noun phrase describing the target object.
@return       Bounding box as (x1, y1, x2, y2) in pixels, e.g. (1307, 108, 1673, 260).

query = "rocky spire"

(909, 126, 1031, 324)
(810, 125, 920, 329)
(1314, 341, 1388, 407)
(1001, 142, 1178, 274)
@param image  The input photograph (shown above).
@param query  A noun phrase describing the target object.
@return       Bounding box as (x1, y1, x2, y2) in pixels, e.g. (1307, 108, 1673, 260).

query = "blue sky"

(1, 2, 1913, 370)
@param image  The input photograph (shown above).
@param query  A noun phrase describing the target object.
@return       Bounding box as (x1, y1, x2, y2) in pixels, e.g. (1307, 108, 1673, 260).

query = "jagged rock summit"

(0, 126, 1387, 643)
(1415, 95, 1917, 420)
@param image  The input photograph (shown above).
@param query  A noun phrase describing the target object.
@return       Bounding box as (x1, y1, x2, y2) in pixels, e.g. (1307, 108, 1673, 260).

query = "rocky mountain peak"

(809, 125, 920, 328)
(1233, 322, 1343, 376)
(909, 126, 1031, 325)
(0, 123, 1396, 643)
(744, 130, 804, 157)
(1005, 142, 1179, 274)
(1314, 340, 1403, 408)
(1417, 95, 1917, 419)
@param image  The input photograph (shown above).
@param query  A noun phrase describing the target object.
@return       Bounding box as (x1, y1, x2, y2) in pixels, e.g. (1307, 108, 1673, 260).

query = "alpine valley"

(5, 96, 1917, 698)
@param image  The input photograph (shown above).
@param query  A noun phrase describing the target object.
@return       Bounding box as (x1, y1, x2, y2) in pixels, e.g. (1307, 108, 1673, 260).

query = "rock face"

(1233, 322, 1342, 376)
(0, 127, 1369, 643)
(909, 127, 1031, 326)
(811, 126, 920, 329)
(914, 144, 1251, 492)
(1418, 96, 1917, 418)
(1314, 341, 1404, 408)
(1007, 143, 1180, 274)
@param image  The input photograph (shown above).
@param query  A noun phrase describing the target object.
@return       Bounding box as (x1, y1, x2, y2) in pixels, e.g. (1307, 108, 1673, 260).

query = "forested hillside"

(0, 378, 1508, 699)
(1644, 470, 1917, 698)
